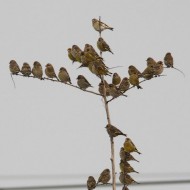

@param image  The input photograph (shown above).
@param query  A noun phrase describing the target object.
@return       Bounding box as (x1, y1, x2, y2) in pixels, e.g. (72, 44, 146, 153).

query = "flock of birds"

(87, 124, 141, 190)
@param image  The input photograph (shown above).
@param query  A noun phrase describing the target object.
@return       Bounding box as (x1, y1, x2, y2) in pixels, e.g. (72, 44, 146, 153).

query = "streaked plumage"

(129, 74, 142, 89)
(67, 48, 76, 63)
(119, 77, 130, 92)
(21, 62, 31, 76)
(98, 81, 110, 96)
(119, 172, 138, 185)
(142, 65, 154, 80)
(112, 73, 121, 86)
(120, 147, 139, 162)
(97, 37, 113, 54)
(87, 176, 96, 190)
(71, 45, 82, 62)
(58, 67, 71, 84)
(146, 57, 157, 67)
(97, 169, 111, 184)
(45, 63, 59, 80)
(32, 61, 43, 79)
(120, 160, 139, 173)
(128, 65, 142, 77)
(106, 124, 126, 138)
(77, 75, 92, 90)
(9, 60, 20, 74)
(92, 18, 113, 32)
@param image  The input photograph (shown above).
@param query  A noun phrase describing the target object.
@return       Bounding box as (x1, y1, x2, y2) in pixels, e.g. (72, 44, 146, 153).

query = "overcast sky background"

(0, 0, 190, 188)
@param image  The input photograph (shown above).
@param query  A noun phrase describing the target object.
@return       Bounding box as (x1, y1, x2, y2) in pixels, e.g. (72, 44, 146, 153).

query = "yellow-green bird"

(71, 45, 82, 63)
(142, 65, 154, 80)
(119, 77, 130, 93)
(87, 176, 96, 190)
(97, 37, 113, 54)
(120, 160, 139, 173)
(146, 57, 157, 67)
(92, 18, 113, 32)
(120, 147, 139, 162)
(123, 138, 141, 154)
(58, 67, 71, 84)
(9, 60, 20, 74)
(84, 44, 103, 61)
(119, 172, 138, 185)
(67, 48, 76, 63)
(32, 61, 43, 79)
(128, 65, 142, 77)
(77, 75, 92, 90)
(112, 73, 121, 86)
(21, 62, 31, 76)
(106, 124, 126, 138)
(97, 169, 111, 184)
(45, 63, 59, 80)
(109, 84, 124, 98)
(129, 74, 142, 89)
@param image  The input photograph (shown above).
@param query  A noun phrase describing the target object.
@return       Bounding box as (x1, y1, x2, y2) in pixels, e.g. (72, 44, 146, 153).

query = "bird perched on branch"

(128, 65, 142, 77)
(92, 18, 113, 32)
(119, 77, 130, 93)
(112, 73, 121, 86)
(120, 160, 139, 173)
(146, 57, 157, 67)
(67, 48, 76, 63)
(45, 63, 59, 80)
(21, 62, 31, 76)
(119, 172, 138, 185)
(97, 169, 111, 184)
(109, 84, 125, 98)
(84, 44, 103, 61)
(142, 65, 155, 80)
(153, 61, 164, 76)
(77, 75, 92, 90)
(32, 61, 43, 79)
(120, 147, 139, 162)
(106, 124, 126, 138)
(164, 52, 185, 76)
(98, 81, 110, 96)
(123, 138, 141, 154)
(71, 45, 82, 63)
(129, 74, 142, 89)
(58, 67, 71, 84)
(87, 176, 96, 190)
(9, 60, 20, 74)
(97, 37, 113, 54)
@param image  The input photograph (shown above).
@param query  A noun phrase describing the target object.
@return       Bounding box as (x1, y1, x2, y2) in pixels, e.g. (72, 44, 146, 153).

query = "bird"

(92, 18, 113, 32)
(112, 73, 121, 86)
(142, 65, 155, 80)
(119, 172, 138, 185)
(67, 48, 76, 63)
(32, 61, 43, 79)
(71, 45, 82, 63)
(109, 84, 123, 98)
(97, 169, 111, 184)
(129, 74, 142, 89)
(21, 62, 31, 76)
(84, 44, 103, 61)
(58, 67, 71, 84)
(123, 138, 141, 154)
(106, 124, 126, 138)
(146, 57, 157, 67)
(87, 176, 96, 190)
(77, 75, 92, 90)
(45, 63, 59, 80)
(119, 77, 130, 93)
(97, 37, 113, 54)
(120, 147, 139, 162)
(98, 81, 110, 96)
(164, 52, 185, 76)
(120, 160, 139, 173)
(153, 61, 164, 76)
(128, 65, 142, 77)
(9, 60, 20, 74)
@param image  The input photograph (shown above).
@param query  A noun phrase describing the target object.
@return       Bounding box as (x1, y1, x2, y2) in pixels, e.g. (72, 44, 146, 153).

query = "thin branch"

(12, 73, 102, 97)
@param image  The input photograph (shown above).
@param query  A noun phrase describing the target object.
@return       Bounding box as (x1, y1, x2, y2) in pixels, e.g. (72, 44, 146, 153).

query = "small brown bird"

(84, 44, 103, 61)
(112, 73, 121, 86)
(123, 138, 141, 154)
(120, 160, 139, 173)
(67, 48, 76, 63)
(71, 45, 82, 62)
(87, 176, 96, 190)
(98, 81, 110, 96)
(153, 61, 164, 76)
(32, 61, 43, 79)
(128, 65, 142, 77)
(119, 77, 130, 93)
(119, 172, 138, 185)
(142, 65, 155, 80)
(21, 62, 31, 76)
(97, 37, 113, 54)
(120, 147, 139, 162)
(164, 52, 185, 76)
(129, 74, 142, 89)
(109, 84, 123, 98)
(146, 57, 157, 67)
(9, 60, 20, 74)
(97, 169, 111, 184)
(45, 63, 59, 80)
(106, 124, 126, 138)
(92, 18, 113, 32)
(58, 67, 71, 84)
(77, 75, 92, 90)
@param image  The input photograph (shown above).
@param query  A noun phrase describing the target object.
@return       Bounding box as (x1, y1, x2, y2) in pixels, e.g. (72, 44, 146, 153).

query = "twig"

(10, 73, 16, 88)
(14, 73, 102, 97)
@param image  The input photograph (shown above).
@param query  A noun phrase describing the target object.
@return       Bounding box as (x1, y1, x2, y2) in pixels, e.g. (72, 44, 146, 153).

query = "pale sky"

(0, 0, 190, 188)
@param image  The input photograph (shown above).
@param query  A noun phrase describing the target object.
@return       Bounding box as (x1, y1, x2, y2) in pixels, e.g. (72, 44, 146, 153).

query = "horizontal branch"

(12, 73, 102, 97)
